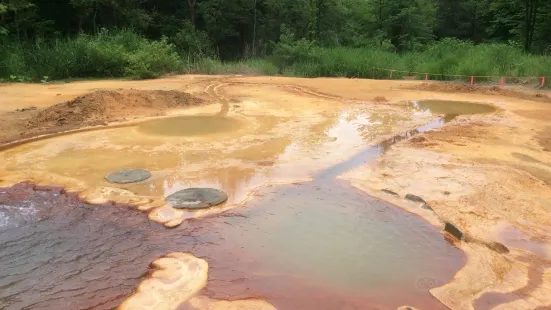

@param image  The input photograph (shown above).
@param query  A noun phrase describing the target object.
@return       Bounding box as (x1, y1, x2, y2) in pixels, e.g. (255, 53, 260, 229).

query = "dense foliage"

(1, 0, 551, 82)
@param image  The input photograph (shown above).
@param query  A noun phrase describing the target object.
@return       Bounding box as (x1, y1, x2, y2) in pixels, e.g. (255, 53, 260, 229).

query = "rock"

(119, 253, 208, 310)
(405, 194, 426, 203)
(382, 189, 399, 196)
(464, 236, 510, 254)
(421, 204, 434, 211)
(16, 106, 37, 112)
(444, 222, 463, 240)
(105, 169, 151, 184)
(486, 241, 510, 254)
(410, 136, 426, 143)
(166, 188, 228, 210)
(256, 160, 275, 167)
(443, 191, 451, 195)
(397, 306, 419, 310)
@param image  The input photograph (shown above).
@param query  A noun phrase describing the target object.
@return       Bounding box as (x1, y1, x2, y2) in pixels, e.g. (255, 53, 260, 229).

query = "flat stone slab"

(381, 189, 399, 196)
(444, 222, 463, 240)
(405, 193, 426, 203)
(421, 204, 434, 211)
(166, 188, 228, 210)
(105, 169, 151, 184)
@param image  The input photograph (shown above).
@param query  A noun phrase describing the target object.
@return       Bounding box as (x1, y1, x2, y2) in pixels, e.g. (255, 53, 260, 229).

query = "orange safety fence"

(372, 67, 546, 88)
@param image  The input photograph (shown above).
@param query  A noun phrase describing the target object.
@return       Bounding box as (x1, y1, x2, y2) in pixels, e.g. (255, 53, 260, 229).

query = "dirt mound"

(372, 96, 389, 103)
(26, 89, 203, 131)
(414, 82, 551, 103)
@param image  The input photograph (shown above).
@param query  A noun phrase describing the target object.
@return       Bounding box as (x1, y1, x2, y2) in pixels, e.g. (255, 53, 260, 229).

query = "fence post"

(424, 73, 429, 83)
(499, 77, 504, 88)
(389, 70, 395, 79)
(542, 76, 546, 88)
(470, 76, 475, 85)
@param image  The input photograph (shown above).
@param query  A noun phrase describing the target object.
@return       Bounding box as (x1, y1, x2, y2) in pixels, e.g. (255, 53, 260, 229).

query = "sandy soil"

(1, 76, 551, 310)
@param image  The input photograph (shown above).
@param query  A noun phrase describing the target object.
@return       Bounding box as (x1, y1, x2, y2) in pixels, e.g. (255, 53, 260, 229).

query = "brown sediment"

(28, 89, 202, 128)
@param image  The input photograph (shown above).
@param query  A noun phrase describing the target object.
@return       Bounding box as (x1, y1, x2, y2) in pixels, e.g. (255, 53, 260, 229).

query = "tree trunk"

(316, 0, 322, 41)
(379, 0, 383, 46)
(93, 1, 98, 34)
(188, 0, 196, 25)
(14, 10, 20, 41)
(252, 0, 257, 57)
(524, 0, 539, 51)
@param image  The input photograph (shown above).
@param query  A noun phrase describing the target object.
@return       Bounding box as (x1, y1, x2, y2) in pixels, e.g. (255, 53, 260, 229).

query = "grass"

(286, 39, 551, 87)
(1, 34, 550, 88)
(185, 59, 278, 76)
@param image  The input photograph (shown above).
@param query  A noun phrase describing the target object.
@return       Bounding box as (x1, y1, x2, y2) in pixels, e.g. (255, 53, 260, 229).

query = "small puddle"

(488, 221, 551, 260)
(411, 100, 497, 121)
(138, 115, 243, 136)
(0, 100, 497, 309)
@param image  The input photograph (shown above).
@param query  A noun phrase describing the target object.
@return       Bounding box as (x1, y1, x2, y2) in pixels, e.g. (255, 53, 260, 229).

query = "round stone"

(166, 188, 228, 210)
(105, 169, 151, 184)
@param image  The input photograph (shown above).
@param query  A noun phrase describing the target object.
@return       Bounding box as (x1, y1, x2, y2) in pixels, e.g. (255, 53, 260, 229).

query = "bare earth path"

(1, 76, 551, 310)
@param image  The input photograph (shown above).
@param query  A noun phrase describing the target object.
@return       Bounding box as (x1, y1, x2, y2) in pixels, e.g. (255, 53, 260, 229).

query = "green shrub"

(1, 31, 550, 87)
(125, 39, 183, 79)
(0, 29, 182, 80)
(271, 25, 316, 69)
(171, 21, 214, 60)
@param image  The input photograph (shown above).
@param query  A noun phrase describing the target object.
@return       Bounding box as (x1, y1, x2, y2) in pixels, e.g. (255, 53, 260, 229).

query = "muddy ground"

(1, 76, 551, 310)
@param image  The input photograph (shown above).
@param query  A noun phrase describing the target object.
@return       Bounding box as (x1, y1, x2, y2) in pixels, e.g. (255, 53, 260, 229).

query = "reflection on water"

(0, 202, 37, 229)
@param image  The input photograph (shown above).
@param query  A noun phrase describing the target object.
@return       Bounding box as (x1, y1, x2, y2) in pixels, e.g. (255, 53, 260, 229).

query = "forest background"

(1, 0, 550, 84)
